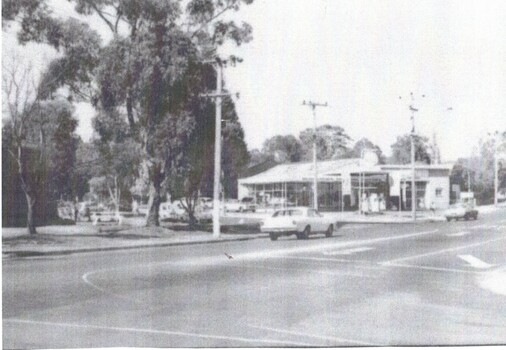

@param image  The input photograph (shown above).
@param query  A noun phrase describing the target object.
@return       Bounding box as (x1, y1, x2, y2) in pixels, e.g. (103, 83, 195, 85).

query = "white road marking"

(380, 236, 506, 265)
(82, 270, 143, 304)
(237, 263, 378, 278)
(446, 231, 470, 237)
(383, 262, 480, 274)
(3, 319, 314, 346)
(81, 229, 439, 300)
(478, 267, 506, 295)
(323, 247, 373, 256)
(249, 324, 380, 346)
(278, 255, 373, 265)
(234, 229, 439, 261)
(470, 225, 497, 230)
(457, 255, 494, 269)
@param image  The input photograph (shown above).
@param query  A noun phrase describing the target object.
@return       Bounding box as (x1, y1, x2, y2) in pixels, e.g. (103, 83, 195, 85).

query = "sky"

(3, 0, 506, 161)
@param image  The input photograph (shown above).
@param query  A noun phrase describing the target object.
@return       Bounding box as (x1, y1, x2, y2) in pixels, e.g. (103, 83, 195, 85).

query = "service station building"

(238, 157, 453, 212)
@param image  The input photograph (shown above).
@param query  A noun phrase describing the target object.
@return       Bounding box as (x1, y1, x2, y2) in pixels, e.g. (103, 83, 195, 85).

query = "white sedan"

(260, 207, 336, 241)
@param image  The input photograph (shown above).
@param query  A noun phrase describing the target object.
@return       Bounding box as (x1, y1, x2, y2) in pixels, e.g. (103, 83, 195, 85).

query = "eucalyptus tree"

(299, 125, 352, 161)
(389, 134, 431, 165)
(4, 0, 254, 226)
(2, 60, 79, 234)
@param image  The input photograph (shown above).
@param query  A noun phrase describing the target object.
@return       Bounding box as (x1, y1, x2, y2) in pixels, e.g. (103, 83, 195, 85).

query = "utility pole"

(400, 92, 424, 222)
(201, 59, 237, 238)
(302, 100, 328, 210)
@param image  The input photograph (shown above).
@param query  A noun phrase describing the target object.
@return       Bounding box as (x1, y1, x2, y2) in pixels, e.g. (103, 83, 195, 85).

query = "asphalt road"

(3, 210, 506, 348)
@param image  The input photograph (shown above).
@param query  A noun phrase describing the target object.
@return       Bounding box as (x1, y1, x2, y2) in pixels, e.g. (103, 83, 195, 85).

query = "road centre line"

(274, 255, 374, 265)
(236, 263, 378, 278)
(234, 229, 439, 261)
(3, 319, 313, 347)
(380, 236, 506, 265)
(249, 324, 380, 346)
(323, 246, 374, 255)
(380, 262, 480, 274)
(446, 231, 470, 237)
(80, 229, 439, 299)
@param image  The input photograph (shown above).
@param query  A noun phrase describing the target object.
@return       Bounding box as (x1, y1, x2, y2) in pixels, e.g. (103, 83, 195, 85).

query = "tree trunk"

(145, 163, 163, 227)
(188, 211, 198, 230)
(26, 193, 37, 235)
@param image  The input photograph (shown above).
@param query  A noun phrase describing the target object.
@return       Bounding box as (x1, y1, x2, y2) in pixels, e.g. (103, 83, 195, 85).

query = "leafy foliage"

(299, 125, 352, 161)
(451, 131, 506, 204)
(2, 59, 80, 231)
(261, 135, 303, 163)
(389, 134, 431, 165)
(347, 138, 386, 164)
(6, 0, 255, 226)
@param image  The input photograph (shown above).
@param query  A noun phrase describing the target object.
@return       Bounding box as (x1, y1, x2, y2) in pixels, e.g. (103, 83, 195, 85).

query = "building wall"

(425, 176, 450, 209)
(237, 181, 249, 200)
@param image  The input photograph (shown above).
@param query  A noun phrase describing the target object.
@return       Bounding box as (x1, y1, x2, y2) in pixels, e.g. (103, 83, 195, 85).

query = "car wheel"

(446, 217, 451, 222)
(325, 224, 333, 238)
(269, 233, 278, 241)
(238, 207, 243, 213)
(473, 213, 478, 220)
(464, 213, 470, 221)
(300, 226, 310, 239)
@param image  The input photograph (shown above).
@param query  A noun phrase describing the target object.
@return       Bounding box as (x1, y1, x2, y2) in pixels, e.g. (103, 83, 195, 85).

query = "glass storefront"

(400, 181, 427, 210)
(245, 181, 343, 211)
(349, 173, 390, 210)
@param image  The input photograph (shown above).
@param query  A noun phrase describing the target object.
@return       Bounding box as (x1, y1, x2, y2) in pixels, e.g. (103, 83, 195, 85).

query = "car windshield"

(241, 197, 254, 203)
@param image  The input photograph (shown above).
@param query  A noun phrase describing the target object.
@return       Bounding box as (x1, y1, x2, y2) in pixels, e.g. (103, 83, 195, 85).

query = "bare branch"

(82, 0, 116, 33)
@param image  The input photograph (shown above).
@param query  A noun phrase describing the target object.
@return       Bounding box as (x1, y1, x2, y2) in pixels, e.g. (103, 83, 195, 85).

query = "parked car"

(260, 207, 336, 241)
(444, 202, 478, 221)
(161, 198, 214, 222)
(90, 211, 122, 224)
(225, 197, 257, 212)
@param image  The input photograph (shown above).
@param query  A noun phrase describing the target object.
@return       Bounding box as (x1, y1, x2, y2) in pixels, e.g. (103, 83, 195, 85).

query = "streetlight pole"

(213, 63, 222, 237)
(200, 59, 237, 238)
(302, 100, 328, 210)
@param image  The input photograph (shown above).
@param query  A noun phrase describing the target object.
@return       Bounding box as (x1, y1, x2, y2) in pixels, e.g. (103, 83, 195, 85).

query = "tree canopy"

(4, 0, 255, 226)
(389, 134, 431, 165)
(347, 138, 386, 164)
(2, 59, 80, 232)
(261, 135, 303, 163)
(299, 124, 352, 161)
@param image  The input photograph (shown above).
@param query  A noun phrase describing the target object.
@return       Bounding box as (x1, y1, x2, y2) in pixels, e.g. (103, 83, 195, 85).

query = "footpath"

(2, 223, 261, 259)
(3, 204, 504, 259)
